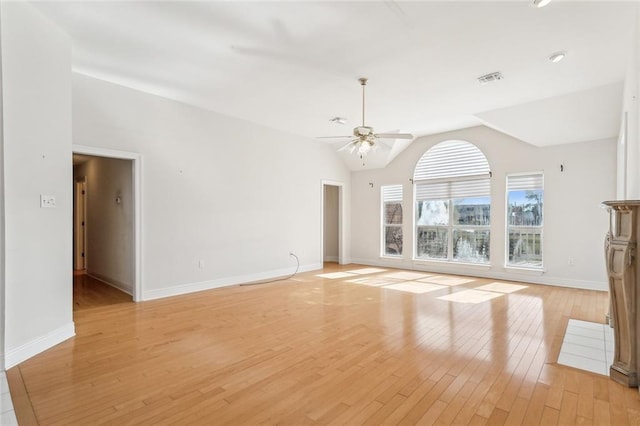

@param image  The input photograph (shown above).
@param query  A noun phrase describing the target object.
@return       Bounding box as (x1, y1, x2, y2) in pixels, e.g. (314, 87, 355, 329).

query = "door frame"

(73, 144, 143, 302)
(73, 178, 87, 270)
(321, 180, 345, 265)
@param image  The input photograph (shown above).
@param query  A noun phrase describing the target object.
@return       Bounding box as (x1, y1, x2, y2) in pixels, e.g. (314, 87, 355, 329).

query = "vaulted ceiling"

(33, 1, 637, 170)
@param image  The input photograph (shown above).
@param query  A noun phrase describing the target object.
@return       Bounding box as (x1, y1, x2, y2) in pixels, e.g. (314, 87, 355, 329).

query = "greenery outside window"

(506, 173, 544, 268)
(382, 185, 403, 256)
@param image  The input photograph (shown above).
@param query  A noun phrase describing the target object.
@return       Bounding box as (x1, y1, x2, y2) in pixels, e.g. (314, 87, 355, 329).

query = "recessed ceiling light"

(330, 117, 347, 125)
(548, 51, 566, 63)
(533, 0, 552, 8)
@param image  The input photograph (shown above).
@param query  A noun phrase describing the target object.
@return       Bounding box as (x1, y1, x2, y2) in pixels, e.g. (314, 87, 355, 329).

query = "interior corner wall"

(0, 3, 5, 368)
(71, 73, 351, 300)
(351, 126, 616, 291)
(1, 2, 74, 368)
(620, 3, 640, 199)
(323, 185, 339, 262)
(76, 157, 134, 294)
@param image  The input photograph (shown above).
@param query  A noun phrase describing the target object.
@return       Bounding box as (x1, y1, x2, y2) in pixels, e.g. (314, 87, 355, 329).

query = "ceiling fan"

(319, 77, 413, 163)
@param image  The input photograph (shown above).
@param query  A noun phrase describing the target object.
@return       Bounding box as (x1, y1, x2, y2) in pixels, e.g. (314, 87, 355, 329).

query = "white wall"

(0, 3, 5, 366)
(323, 185, 339, 262)
(351, 126, 616, 290)
(76, 157, 135, 294)
(619, 4, 640, 199)
(1, 2, 74, 368)
(72, 73, 351, 300)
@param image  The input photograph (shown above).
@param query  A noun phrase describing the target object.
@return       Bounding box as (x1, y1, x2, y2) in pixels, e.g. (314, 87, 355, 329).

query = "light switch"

(40, 195, 56, 208)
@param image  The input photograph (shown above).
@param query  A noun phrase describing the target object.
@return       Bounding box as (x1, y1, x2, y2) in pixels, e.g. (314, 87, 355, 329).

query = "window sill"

(412, 258, 491, 270)
(380, 255, 404, 261)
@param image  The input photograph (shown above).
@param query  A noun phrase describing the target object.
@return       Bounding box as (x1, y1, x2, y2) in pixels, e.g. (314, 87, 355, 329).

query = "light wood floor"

(73, 273, 133, 311)
(8, 264, 640, 425)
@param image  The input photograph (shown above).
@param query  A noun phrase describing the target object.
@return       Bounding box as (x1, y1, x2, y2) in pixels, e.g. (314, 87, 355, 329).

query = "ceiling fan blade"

(316, 135, 352, 139)
(336, 141, 354, 152)
(373, 142, 391, 151)
(375, 133, 414, 140)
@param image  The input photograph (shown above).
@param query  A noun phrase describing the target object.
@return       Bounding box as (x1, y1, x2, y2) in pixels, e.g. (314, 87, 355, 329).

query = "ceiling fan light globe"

(358, 140, 372, 156)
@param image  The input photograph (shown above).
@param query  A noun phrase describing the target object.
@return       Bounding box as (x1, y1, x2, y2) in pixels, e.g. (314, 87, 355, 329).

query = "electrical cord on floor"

(239, 252, 300, 286)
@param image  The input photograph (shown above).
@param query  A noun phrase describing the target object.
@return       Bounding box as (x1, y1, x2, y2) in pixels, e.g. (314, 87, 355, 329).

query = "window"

(382, 185, 403, 256)
(414, 141, 491, 263)
(506, 173, 544, 268)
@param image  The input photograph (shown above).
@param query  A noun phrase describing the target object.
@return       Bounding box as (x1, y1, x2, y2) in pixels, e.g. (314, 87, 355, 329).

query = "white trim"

(380, 255, 403, 261)
(5, 322, 75, 369)
(324, 256, 339, 263)
(504, 266, 545, 275)
(72, 144, 143, 302)
(321, 180, 346, 265)
(350, 257, 607, 292)
(88, 272, 133, 296)
(142, 262, 322, 301)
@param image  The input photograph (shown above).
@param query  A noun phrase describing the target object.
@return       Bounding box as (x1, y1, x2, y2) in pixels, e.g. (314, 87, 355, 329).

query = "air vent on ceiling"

(477, 71, 504, 85)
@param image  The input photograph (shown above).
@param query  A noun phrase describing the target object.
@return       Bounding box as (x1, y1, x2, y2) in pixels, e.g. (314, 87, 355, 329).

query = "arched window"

(414, 140, 491, 263)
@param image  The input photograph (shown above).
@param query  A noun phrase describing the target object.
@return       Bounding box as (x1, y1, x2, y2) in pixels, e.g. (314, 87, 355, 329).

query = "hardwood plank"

(521, 383, 549, 426)
(540, 405, 560, 425)
(6, 367, 38, 426)
(5, 264, 639, 425)
(558, 390, 578, 425)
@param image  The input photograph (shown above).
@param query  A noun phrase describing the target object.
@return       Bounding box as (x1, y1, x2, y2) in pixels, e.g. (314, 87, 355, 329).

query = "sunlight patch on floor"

(347, 267, 388, 275)
(345, 277, 402, 287)
(437, 289, 503, 304)
(383, 282, 447, 294)
(381, 271, 433, 280)
(474, 282, 528, 294)
(316, 272, 357, 279)
(419, 276, 475, 286)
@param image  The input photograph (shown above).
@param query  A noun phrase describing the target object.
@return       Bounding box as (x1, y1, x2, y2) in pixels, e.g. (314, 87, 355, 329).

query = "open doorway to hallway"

(73, 154, 135, 309)
(322, 183, 342, 265)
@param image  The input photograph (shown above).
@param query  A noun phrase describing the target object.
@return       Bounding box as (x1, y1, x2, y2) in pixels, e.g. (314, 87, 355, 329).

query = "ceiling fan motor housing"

(354, 126, 374, 137)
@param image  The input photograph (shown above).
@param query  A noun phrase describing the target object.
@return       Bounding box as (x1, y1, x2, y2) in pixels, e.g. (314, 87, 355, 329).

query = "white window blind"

(414, 140, 490, 182)
(415, 178, 490, 201)
(382, 185, 403, 202)
(507, 174, 544, 191)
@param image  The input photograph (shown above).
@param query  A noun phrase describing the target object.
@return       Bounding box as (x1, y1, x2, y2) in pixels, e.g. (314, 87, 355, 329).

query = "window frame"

(505, 172, 544, 270)
(412, 140, 492, 265)
(381, 185, 403, 258)
(414, 196, 491, 264)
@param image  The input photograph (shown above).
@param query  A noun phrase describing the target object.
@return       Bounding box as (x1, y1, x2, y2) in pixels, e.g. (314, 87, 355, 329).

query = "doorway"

(322, 181, 343, 265)
(72, 145, 142, 304)
(73, 179, 86, 271)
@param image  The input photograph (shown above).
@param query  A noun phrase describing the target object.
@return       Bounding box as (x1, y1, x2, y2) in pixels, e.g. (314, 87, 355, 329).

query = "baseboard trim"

(350, 257, 607, 291)
(142, 262, 323, 301)
(324, 256, 339, 263)
(87, 272, 133, 296)
(5, 322, 75, 369)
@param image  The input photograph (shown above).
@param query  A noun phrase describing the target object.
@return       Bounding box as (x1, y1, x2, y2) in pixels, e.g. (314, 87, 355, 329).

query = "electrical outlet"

(568, 258, 576, 266)
(198, 260, 204, 269)
(40, 195, 56, 208)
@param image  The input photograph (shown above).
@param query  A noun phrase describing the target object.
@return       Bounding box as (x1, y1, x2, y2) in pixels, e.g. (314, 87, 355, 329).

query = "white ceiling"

(32, 1, 638, 170)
